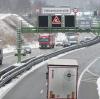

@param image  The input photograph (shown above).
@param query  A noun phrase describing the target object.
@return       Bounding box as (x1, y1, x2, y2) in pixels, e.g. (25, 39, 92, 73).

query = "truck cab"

(38, 33, 55, 49)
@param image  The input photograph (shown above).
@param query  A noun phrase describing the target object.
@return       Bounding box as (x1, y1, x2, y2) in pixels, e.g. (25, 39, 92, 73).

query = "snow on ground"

(0, 14, 12, 19)
(0, 13, 34, 44)
(0, 13, 33, 27)
(3, 42, 39, 54)
(3, 46, 16, 54)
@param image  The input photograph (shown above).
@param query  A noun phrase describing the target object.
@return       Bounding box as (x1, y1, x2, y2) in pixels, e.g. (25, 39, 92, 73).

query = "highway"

(1, 42, 100, 99)
(0, 32, 96, 70)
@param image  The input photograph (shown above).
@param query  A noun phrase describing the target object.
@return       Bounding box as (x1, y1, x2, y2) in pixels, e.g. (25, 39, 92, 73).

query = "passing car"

(68, 35, 78, 45)
(24, 47, 31, 54)
(80, 36, 92, 44)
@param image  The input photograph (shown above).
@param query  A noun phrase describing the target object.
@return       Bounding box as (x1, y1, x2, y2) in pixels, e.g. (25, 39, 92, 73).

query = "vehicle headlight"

(47, 45, 49, 47)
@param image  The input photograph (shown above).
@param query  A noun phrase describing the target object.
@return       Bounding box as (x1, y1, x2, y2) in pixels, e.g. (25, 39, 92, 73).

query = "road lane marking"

(87, 70, 99, 77)
(81, 80, 97, 83)
(81, 78, 97, 82)
(46, 82, 48, 86)
(40, 89, 43, 94)
(78, 57, 100, 95)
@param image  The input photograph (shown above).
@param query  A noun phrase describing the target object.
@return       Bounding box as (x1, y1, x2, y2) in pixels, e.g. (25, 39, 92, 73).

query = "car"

(24, 47, 31, 54)
(84, 37, 92, 41)
(67, 36, 78, 45)
(55, 40, 63, 46)
(62, 40, 71, 47)
(55, 33, 67, 46)
(80, 37, 92, 44)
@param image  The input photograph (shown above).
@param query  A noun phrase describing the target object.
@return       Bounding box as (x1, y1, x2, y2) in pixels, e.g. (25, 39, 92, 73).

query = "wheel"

(22, 53, 26, 56)
(0, 60, 2, 65)
(52, 45, 54, 48)
(15, 53, 17, 56)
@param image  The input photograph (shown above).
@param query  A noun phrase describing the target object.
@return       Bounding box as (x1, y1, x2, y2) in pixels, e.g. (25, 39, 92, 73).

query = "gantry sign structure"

(16, 7, 100, 63)
(21, 7, 100, 33)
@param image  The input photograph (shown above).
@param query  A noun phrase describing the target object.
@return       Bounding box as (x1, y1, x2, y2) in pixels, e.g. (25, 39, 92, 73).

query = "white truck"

(46, 59, 79, 99)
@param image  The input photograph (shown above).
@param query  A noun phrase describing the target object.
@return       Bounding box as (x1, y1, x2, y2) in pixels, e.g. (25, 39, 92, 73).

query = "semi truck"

(46, 59, 79, 99)
(38, 33, 55, 49)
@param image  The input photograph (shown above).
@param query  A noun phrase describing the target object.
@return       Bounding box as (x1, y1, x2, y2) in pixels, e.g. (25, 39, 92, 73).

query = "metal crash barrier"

(0, 36, 100, 87)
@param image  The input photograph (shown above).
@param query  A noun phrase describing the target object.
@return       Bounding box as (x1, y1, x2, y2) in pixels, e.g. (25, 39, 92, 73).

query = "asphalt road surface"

(0, 32, 96, 71)
(0, 47, 60, 70)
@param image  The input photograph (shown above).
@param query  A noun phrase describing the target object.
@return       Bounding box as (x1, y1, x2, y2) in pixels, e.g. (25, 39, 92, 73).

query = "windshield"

(39, 38, 49, 42)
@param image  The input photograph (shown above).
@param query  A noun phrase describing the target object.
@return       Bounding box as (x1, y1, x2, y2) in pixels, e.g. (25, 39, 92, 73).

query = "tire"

(0, 60, 2, 65)
(22, 53, 26, 56)
(15, 53, 17, 56)
(52, 45, 54, 48)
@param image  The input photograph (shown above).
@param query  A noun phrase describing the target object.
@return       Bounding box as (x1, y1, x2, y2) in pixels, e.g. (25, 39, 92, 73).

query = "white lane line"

(46, 82, 48, 86)
(87, 70, 100, 77)
(81, 78, 97, 82)
(78, 57, 99, 94)
(81, 80, 96, 84)
(40, 89, 43, 94)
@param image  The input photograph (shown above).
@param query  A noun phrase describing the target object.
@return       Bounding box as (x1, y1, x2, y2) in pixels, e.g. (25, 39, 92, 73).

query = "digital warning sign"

(38, 16, 48, 27)
(52, 16, 61, 27)
(65, 15, 75, 27)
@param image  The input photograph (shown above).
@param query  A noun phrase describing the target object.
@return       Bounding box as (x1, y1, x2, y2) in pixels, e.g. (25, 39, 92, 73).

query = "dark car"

(24, 47, 31, 54)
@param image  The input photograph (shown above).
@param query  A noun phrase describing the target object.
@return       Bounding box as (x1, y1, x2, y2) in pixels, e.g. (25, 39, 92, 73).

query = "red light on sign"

(52, 16, 61, 24)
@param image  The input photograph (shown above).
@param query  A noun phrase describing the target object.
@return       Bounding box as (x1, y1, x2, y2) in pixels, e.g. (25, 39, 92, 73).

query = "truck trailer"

(38, 33, 55, 49)
(47, 59, 79, 99)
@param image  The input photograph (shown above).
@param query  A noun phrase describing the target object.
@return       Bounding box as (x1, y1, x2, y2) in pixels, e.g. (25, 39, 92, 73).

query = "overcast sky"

(33, 0, 100, 11)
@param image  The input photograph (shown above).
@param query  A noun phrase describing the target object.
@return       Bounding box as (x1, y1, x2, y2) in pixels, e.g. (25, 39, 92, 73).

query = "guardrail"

(0, 56, 36, 78)
(0, 36, 100, 88)
(0, 66, 16, 77)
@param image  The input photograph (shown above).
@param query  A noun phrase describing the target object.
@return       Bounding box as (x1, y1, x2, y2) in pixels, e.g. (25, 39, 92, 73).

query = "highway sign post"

(20, 7, 100, 34)
(73, 8, 78, 27)
(16, 26, 22, 63)
(16, 21, 24, 63)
